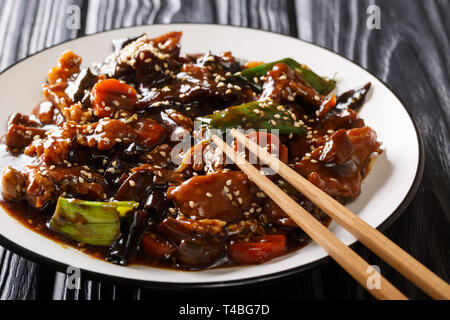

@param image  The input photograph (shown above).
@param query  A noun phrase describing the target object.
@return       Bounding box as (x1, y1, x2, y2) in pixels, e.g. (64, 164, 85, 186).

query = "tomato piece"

(228, 234, 287, 265)
(91, 79, 138, 118)
(234, 131, 288, 164)
(133, 118, 166, 148)
(141, 234, 176, 260)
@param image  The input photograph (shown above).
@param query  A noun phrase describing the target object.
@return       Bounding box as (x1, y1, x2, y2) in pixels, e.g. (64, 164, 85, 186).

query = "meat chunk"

(5, 113, 47, 150)
(47, 50, 82, 85)
(175, 141, 225, 174)
(167, 170, 257, 222)
(2, 166, 26, 201)
(32, 101, 65, 125)
(259, 63, 335, 110)
(25, 118, 166, 165)
(43, 51, 99, 124)
(25, 121, 77, 164)
(2, 166, 107, 209)
(294, 127, 381, 199)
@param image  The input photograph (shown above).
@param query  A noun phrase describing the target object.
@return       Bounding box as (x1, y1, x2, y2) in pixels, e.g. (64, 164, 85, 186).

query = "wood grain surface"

(0, 0, 448, 300)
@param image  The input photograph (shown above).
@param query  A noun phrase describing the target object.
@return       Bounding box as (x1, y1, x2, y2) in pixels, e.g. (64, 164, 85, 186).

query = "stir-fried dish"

(0, 32, 381, 270)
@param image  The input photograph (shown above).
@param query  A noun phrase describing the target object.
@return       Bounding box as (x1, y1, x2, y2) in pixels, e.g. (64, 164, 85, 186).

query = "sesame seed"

(226, 179, 232, 186)
(79, 177, 85, 183)
(224, 186, 230, 193)
(227, 194, 233, 201)
(189, 201, 195, 208)
(169, 208, 176, 213)
(206, 192, 213, 198)
(311, 159, 318, 163)
(129, 180, 136, 187)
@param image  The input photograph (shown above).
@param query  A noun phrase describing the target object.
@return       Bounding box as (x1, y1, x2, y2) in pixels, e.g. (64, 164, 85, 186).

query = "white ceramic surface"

(0, 24, 421, 286)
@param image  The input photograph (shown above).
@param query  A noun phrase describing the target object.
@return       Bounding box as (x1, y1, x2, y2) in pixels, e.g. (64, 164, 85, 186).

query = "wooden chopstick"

(211, 134, 407, 300)
(230, 128, 450, 300)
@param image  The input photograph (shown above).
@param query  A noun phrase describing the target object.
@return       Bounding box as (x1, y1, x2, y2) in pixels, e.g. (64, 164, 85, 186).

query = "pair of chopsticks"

(212, 129, 450, 300)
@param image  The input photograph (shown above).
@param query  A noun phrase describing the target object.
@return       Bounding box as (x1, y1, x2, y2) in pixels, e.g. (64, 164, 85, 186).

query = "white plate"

(0, 24, 423, 288)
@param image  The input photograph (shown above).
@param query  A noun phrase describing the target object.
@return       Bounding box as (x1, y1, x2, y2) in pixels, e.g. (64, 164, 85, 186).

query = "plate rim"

(0, 23, 425, 289)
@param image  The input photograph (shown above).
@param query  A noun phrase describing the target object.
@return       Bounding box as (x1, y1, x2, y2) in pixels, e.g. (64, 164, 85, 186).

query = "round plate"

(0, 24, 423, 288)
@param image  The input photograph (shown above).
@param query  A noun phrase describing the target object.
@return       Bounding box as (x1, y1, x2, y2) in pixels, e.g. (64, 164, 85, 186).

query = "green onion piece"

(49, 197, 139, 246)
(235, 58, 336, 95)
(197, 101, 306, 135)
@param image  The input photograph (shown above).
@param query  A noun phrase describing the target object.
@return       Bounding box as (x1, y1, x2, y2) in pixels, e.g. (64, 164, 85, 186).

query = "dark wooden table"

(0, 0, 448, 300)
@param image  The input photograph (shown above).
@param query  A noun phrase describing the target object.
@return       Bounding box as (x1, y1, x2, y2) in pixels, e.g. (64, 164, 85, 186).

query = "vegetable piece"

(177, 238, 226, 268)
(141, 234, 176, 260)
(91, 79, 138, 118)
(197, 101, 306, 134)
(49, 197, 138, 246)
(228, 234, 286, 265)
(108, 188, 168, 265)
(107, 209, 148, 265)
(336, 82, 371, 112)
(235, 58, 336, 95)
(65, 67, 98, 102)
